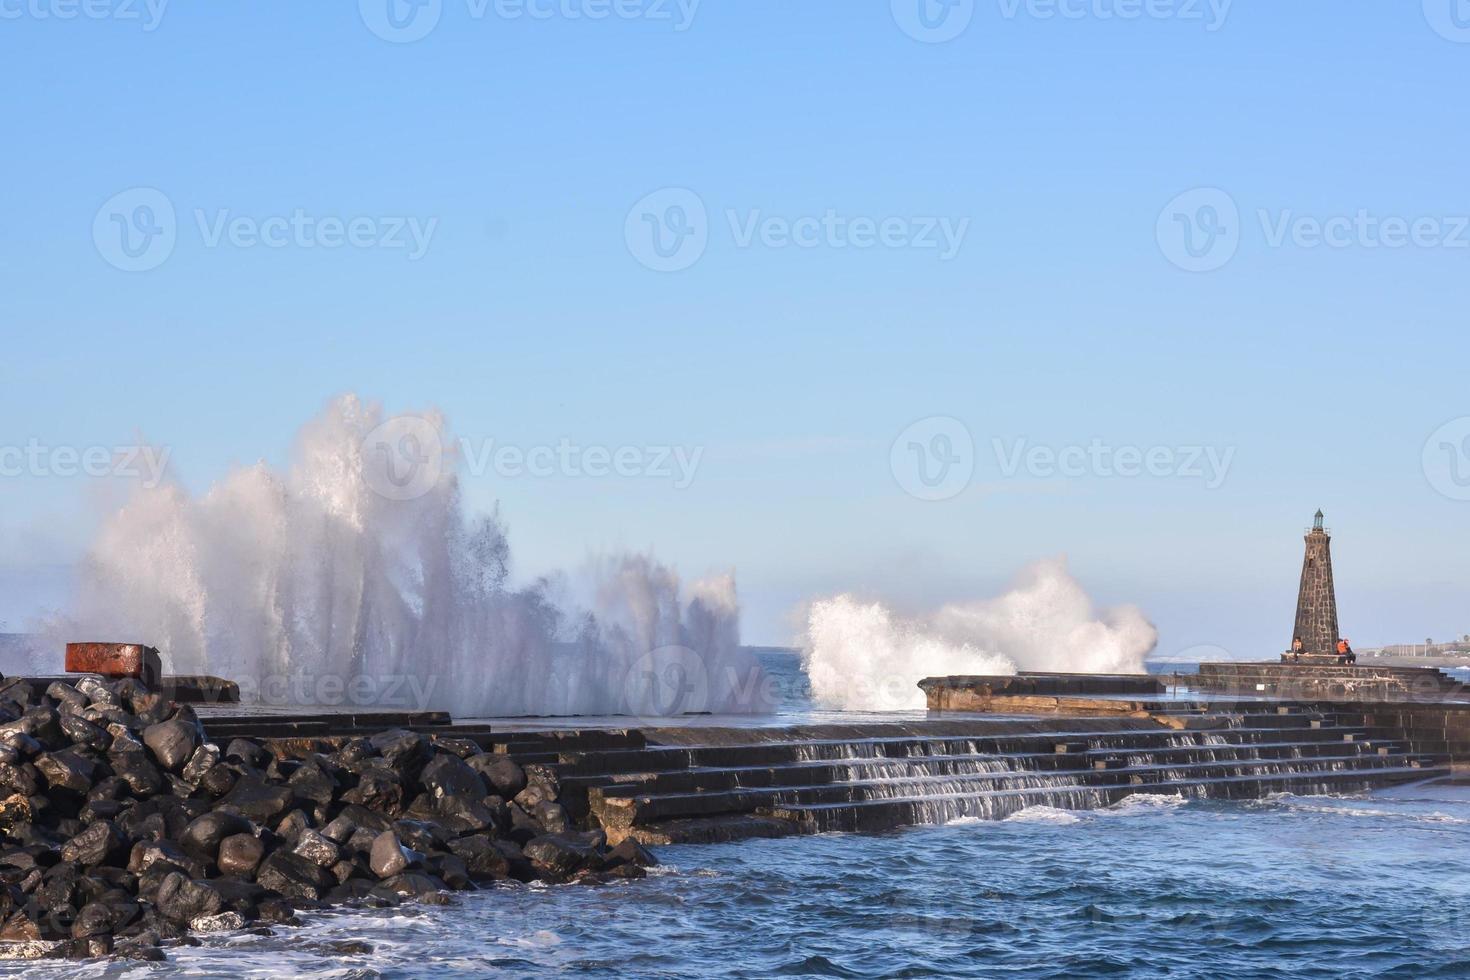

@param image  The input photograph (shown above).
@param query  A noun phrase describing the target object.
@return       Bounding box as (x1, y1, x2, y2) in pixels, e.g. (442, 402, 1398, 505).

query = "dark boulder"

(217, 833, 265, 878)
(198, 763, 237, 797)
(142, 721, 198, 772)
(604, 837, 659, 869)
(128, 840, 204, 880)
(0, 762, 41, 797)
(46, 682, 87, 710)
(375, 872, 447, 899)
(60, 821, 128, 867)
(291, 829, 340, 868)
(254, 851, 336, 901)
(180, 744, 221, 786)
(179, 810, 252, 861)
(287, 763, 337, 812)
(447, 834, 510, 881)
(223, 738, 267, 768)
(110, 753, 164, 797)
(430, 735, 480, 759)
(467, 754, 526, 799)
(419, 753, 484, 799)
(523, 834, 602, 880)
(35, 750, 98, 795)
(368, 831, 422, 879)
(75, 677, 120, 708)
(393, 819, 449, 854)
(58, 713, 109, 751)
(0, 731, 43, 759)
(533, 801, 571, 835)
(21, 706, 66, 748)
(217, 776, 294, 825)
(435, 794, 497, 834)
(105, 724, 146, 755)
(340, 768, 404, 815)
(367, 730, 431, 779)
(154, 873, 224, 924)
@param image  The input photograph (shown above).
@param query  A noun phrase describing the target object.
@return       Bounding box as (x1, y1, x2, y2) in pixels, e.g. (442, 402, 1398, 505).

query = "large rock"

(287, 763, 337, 811)
(180, 744, 221, 786)
(340, 768, 404, 815)
(111, 753, 164, 797)
(0, 764, 40, 798)
(217, 776, 294, 825)
(523, 834, 602, 880)
(533, 801, 570, 834)
(154, 873, 224, 924)
(58, 712, 109, 751)
(255, 851, 336, 901)
(375, 872, 447, 899)
(179, 810, 252, 861)
(223, 738, 267, 768)
(128, 839, 202, 878)
(216, 833, 266, 878)
(291, 829, 340, 868)
(60, 820, 127, 867)
(467, 754, 526, 799)
(419, 753, 484, 799)
(604, 837, 659, 869)
(34, 750, 98, 794)
(367, 730, 431, 779)
(447, 834, 511, 881)
(369, 831, 422, 879)
(142, 721, 198, 772)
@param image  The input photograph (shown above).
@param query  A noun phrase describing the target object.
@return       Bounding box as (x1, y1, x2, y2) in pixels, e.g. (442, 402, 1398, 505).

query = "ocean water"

(16, 780, 1470, 979)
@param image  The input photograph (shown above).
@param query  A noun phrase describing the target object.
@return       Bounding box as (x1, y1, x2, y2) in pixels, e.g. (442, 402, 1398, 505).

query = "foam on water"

(1001, 805, 1084, 825)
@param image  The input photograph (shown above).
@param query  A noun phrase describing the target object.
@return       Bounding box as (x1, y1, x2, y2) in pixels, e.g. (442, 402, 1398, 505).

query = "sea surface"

(11, 652, 1470, 978)
(16, 782, 1470, 979)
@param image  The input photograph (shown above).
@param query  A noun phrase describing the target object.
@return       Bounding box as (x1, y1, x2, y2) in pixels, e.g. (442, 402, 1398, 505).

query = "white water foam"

(1001, 805, 1084, 825)
(802, 558, 1157, 710)
(44, 395, 765, 718)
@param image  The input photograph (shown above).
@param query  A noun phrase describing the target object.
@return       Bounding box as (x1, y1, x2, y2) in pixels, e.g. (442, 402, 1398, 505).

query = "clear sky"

(2, 0, 1468, 657)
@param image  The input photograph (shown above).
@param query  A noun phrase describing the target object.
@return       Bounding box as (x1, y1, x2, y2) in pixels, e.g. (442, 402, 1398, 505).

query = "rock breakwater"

(0, 673, 655, 962)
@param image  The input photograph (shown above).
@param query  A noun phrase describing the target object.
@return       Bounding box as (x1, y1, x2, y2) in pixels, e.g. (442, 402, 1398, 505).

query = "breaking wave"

(46, 395, 763, 718)
(802, 558, 1157, 710)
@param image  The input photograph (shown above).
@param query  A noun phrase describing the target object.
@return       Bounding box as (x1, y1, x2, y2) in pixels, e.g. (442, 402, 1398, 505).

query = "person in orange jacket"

(1336, 638, 1356, 665)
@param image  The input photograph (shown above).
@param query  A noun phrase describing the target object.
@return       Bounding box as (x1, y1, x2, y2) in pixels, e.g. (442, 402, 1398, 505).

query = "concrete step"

(760, 765, 1449, 834)
(554, 724, 1388, 777)
(592, 753, 1433, 828)
(571, 739, 1412, 798)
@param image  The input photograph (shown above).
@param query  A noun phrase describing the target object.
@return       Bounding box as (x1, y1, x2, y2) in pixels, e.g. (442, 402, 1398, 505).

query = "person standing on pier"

(1336, 638, 1356, 665)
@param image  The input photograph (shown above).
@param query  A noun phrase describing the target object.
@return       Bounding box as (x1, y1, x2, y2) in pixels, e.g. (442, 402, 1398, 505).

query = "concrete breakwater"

(0, 663, 1461, 963)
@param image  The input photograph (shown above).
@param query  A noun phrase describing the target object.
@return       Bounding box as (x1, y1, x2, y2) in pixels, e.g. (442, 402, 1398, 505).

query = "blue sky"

(2, 0, 1468, 656)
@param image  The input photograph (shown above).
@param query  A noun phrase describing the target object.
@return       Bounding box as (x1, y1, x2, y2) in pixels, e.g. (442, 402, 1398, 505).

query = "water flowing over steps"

(505, 710, 1448, 844)
(190, 700, 1456, 843)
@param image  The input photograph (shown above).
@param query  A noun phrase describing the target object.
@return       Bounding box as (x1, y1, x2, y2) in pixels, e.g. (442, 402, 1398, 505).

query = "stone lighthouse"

(1291, 509, 1340, 656)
